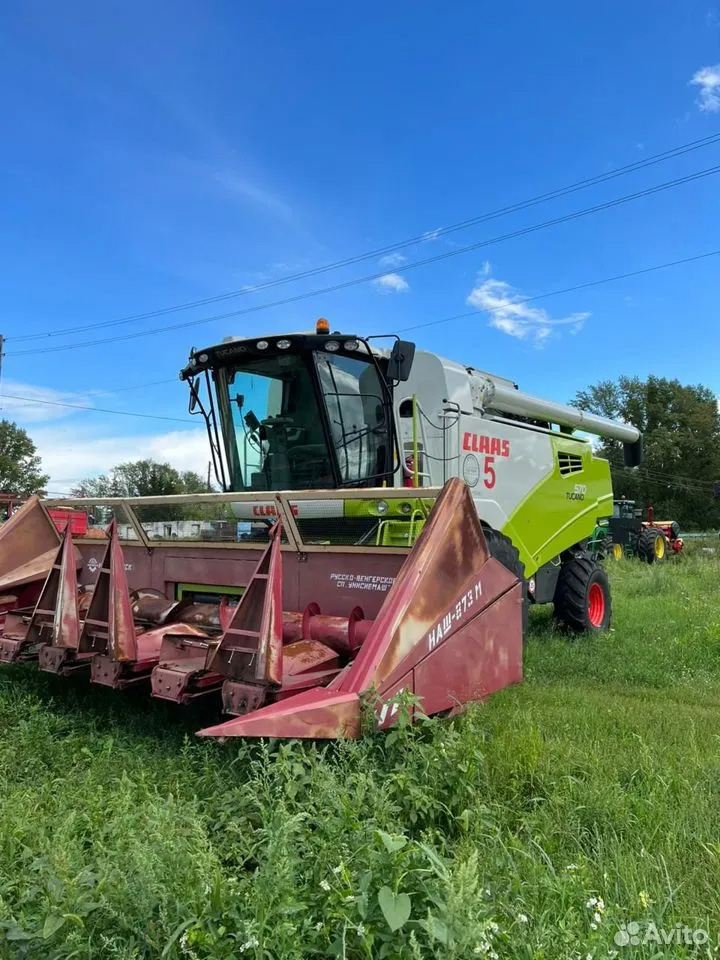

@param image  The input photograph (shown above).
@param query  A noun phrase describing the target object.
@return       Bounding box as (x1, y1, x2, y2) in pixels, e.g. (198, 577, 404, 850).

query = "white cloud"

(379, 252, 407, 268)
(31, 426, 211, 491)
(0, 381, 97, 423)
(466, 269, 588, 346)
(690, 64, 720, 111)
(422, 227, 442, 241)
(373, 272, 410, 293)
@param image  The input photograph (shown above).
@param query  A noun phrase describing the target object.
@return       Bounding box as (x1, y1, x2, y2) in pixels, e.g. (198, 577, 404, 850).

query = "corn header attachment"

(0, 480, 522, 739)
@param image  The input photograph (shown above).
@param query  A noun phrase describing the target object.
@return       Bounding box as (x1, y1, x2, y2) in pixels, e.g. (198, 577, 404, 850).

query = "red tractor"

(606, 500, 683, 563)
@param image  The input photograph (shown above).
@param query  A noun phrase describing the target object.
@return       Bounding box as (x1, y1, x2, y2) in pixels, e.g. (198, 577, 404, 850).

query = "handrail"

(42, 486, 443, 508)
(41, 487, 442, 555)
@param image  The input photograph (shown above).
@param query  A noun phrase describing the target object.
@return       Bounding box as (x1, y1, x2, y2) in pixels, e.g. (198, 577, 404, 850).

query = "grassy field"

(1, 546, 720, 959)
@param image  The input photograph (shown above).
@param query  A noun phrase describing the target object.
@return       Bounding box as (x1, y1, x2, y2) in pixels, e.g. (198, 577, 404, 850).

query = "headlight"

(325, 340, 340, 352)
(376, 499, 389, 515)
(277, 339, 291, 349)
(343, 339, 359, 351)
(400, 502, 411, 515)
(256, 340, 269, 350)
(198, 352, 208, 362)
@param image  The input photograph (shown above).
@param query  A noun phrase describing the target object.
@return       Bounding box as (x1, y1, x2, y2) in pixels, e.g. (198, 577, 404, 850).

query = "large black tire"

(553, 552, 611, 633)
(636, 527, 667, 564)
(483, 526, 527, 641)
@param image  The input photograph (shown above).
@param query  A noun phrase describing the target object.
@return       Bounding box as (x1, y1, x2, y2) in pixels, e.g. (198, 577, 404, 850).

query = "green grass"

(1, 550, 720, 959)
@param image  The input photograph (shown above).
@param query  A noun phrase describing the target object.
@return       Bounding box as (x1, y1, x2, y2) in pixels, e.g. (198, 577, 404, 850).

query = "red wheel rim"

(587, 582, 605, 627)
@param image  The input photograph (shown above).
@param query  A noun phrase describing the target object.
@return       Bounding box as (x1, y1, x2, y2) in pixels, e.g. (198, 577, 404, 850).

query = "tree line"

(573, 376, 720, 530)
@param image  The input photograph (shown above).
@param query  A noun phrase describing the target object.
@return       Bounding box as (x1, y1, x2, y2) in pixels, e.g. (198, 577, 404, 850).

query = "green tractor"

(591, 499, 683, 563)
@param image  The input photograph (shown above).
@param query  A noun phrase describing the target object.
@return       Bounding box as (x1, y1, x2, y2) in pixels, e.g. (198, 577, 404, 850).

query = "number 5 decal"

(483, 455, 496, 489)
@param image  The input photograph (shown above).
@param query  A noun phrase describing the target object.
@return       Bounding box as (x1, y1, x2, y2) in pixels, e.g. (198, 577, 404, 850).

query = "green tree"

(71, 459, 211, 523)
(71, 460, 207, 499)
(573, 376, 720, 530)
(0, 419, 49, 498)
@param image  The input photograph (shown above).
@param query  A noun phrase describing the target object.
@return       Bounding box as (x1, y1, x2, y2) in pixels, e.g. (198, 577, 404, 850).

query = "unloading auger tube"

(473, 377, 642, 449)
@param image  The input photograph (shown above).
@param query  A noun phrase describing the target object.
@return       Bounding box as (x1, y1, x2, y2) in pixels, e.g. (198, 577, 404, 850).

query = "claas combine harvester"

(0, 323, 642, 739)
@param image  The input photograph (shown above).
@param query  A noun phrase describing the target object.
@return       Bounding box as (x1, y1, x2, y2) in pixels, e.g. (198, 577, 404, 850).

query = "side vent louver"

(558, 452, 583, 476)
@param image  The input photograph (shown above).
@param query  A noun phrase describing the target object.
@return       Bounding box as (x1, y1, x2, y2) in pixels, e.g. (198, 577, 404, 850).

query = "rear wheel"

(554, 552, 611, 633)
(637, 527, 667, 564)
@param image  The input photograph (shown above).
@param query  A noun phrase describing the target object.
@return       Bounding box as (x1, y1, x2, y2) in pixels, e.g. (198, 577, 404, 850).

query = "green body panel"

(176, 582, 246, 601)
(500, 436, 613, 576)
(331, 436, 614, 579)
(341, 497, 430, 519)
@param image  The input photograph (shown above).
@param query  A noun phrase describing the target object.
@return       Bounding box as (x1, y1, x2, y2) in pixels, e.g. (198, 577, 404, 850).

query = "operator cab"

(613, 499, 642, 520)
(180, 323, 415, 492)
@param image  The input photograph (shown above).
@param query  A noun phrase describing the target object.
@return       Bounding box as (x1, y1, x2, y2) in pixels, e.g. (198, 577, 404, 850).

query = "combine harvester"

(0, 323, 642, 739)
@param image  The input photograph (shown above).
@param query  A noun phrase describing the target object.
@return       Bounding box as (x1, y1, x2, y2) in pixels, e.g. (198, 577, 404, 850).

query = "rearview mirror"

(188, 379, 199, 413)
(387, 340, 415, 382)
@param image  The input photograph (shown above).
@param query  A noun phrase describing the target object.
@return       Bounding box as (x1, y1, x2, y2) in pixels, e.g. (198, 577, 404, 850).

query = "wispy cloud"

(466, 268, 588, 346)
(422, 227, 442, 241)
(31, 426, 210, 490)
(690, 64, 720, 112)
(211, 169, 294, 221)
(373, 273, 410, 293)
(0, 381, 96, 424)
(379, 252, 407, 268)
(237, 258, 313, 290)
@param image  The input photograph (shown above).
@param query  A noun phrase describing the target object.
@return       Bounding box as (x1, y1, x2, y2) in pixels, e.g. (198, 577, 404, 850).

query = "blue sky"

(1, 0, 719, 489)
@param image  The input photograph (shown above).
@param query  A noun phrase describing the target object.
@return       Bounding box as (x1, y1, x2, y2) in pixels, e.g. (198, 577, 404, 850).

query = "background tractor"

(592, 499, 683, 563)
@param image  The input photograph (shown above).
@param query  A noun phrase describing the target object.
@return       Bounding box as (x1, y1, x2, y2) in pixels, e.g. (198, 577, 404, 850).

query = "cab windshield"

(215, 349, 391, 490)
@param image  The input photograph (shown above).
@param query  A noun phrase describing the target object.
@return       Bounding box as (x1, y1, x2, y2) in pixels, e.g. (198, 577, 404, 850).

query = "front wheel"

(554, 553, 612, 633)
(637, 527, 667, 563)
(482, 526, 527, 642)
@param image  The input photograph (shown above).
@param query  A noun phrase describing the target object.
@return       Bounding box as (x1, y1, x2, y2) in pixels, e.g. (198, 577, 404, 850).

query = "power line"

(612, 463, 714, 490)
(3, 248, 718, 426)
(0, 392, 194, 424)
(7, 162, 720, 359)
(108, 378, 178, 393)
(8, 132, 720, 344)
(394, 248, 720, 333)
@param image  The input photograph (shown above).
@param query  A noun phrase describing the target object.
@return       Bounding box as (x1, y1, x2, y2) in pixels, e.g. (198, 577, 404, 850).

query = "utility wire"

(6, 246, 720, 404)
(609, 460, 713, 486)
(7, 163, 720, 359)
(8, 131, 720, 345)
(0, 392, 194, 424)
(108, 378, 178, 393)
(612, 463, 715, 490)
(611, 459, 715, 487)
